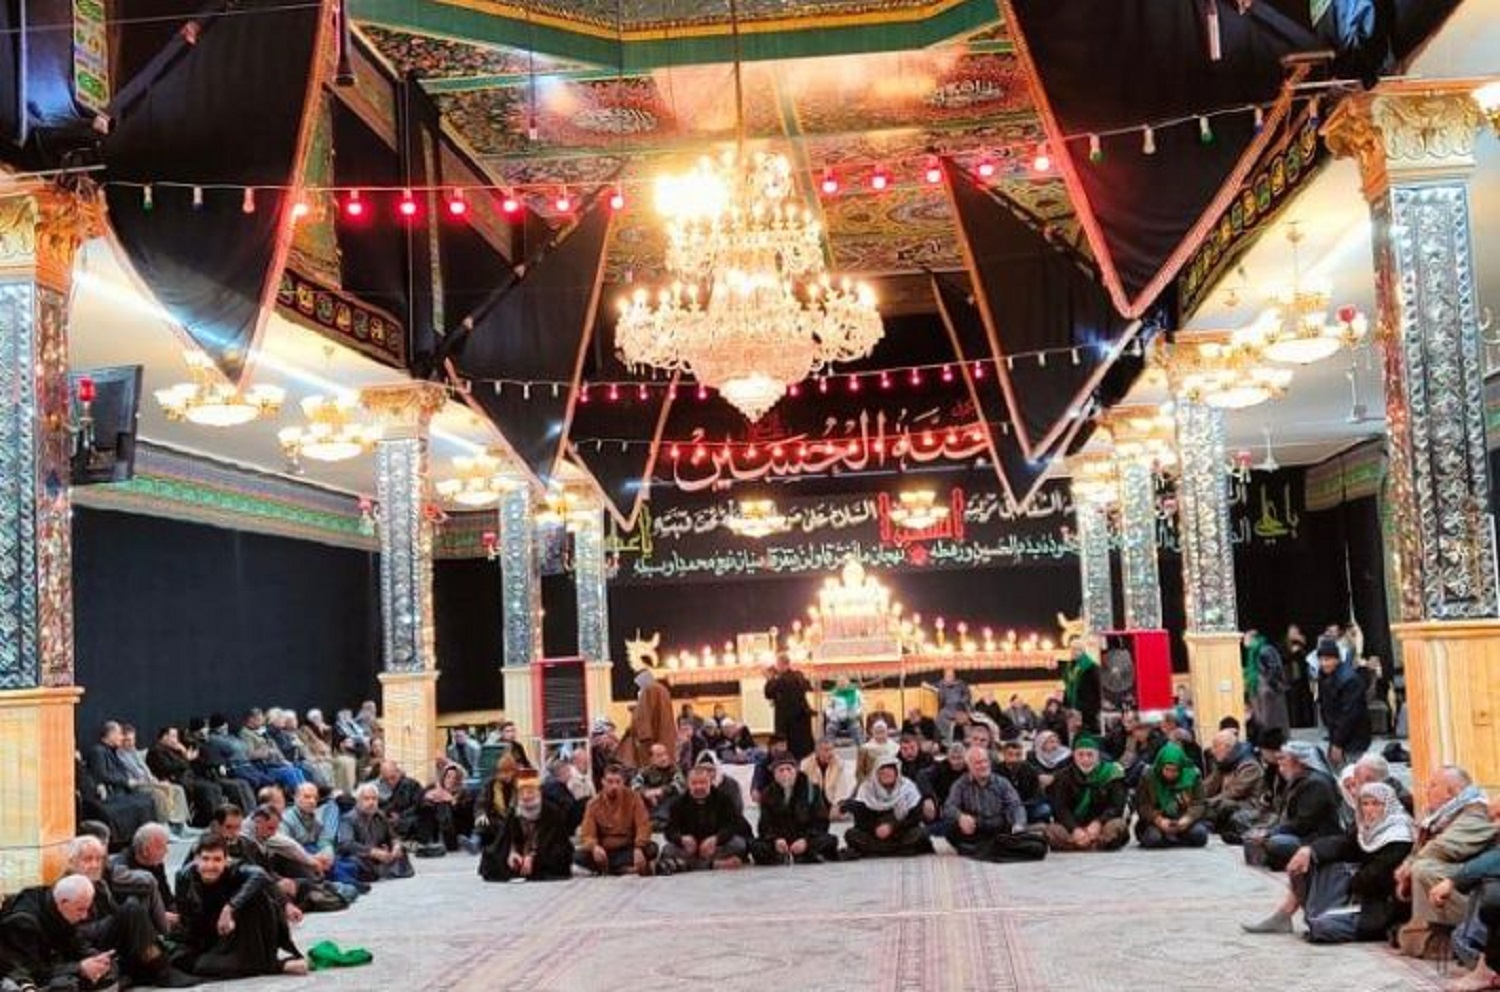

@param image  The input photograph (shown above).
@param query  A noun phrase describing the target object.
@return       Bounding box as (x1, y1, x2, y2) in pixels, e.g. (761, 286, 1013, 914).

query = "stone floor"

(193, 838, 1452, 992)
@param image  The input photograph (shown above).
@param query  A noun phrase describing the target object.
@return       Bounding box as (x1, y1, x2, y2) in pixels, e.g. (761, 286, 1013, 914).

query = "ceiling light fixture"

(434, 451, 522, 507)
(276, 395, 381, 463)
(154, 350, 285, 427)
(1244, 227, 1368, 366)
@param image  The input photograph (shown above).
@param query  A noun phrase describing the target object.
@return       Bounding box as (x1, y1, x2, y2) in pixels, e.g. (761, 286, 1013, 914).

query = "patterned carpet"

(191, 839, 1450, 992)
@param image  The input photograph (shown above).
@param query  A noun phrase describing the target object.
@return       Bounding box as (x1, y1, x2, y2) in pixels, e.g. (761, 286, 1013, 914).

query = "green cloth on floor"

(307, 940, 374, 970)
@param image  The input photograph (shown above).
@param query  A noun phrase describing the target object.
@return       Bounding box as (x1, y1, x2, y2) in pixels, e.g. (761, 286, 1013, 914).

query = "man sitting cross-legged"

(576, 763, 659, 876)
(751, 754, 838, 866)
(632, 743, 686, 830)
(943, 747, 1048, 863)
(173, 836, 307, 979)
(659, 765, 753, 873)
(480, 770, 574, 882)
(840, 756, 934, 859)
(65, 833, 191, 988)
(338, 783, 415, 882)
(1041, 735, 1129, 853)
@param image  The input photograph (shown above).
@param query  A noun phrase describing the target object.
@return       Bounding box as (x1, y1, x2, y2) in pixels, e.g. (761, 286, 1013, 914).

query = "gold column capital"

(360, 381, 449, 437)
(0, 185, 105, 291)
(1324, 85, 1485, 201)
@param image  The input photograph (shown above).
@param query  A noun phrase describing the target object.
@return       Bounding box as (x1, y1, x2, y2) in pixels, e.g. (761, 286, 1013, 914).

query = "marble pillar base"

(378, 671, 440, 780)
(0, 686, 82, 893)
(1393, 620, 1500, 802)
(1183, 633, 1245, 745)
(501, 665, 535, 744)
(584, 662, 613, 728)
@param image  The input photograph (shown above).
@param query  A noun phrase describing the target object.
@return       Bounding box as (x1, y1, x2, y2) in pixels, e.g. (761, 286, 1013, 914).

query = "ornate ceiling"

(354, 4, 1084, 286)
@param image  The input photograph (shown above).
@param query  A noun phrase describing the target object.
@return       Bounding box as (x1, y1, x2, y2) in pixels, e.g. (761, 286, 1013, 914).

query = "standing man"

(628, 668, 676, 769)
(764, 655, 815, 759)
(1316, 636, 1372, 767)
(934, 667, 972, 746)
(1062, 640, 1102, 736)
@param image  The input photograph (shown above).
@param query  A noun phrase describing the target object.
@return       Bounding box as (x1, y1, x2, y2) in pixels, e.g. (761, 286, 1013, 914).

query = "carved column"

(0, 188, 94, 892)
(1117, 460, 1163, 631)
(1072, 490, 1115, 636)
(361, 382, 447, 778)
(1173, 399, 1243, 738)
(572, 500, 614, 730)
(497, 482, 541, 742)
(1326, 85, 1499, 796)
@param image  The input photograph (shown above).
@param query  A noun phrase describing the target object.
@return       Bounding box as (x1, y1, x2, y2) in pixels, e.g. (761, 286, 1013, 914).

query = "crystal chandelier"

(435, 452, 522, 508)
(1100, 406, 1178, 471)
(887, 489, 951, 529)
(724, 497, 789, 538)
(154, 350, 284, 427)
(1068, 454, 1119, 505)
(277, 395, 381, 463)
(1170, 334, 1293, 411)
(612, 4, 882, 422)
(1247, 227, 1369, 366)
(535, 485, 594, 530)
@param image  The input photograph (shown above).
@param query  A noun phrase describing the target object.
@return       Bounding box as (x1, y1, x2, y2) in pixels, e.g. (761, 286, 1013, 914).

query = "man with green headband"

(1135, 742, 1210, 848)
(1041, 736, 1128, 852)
(1062, 639, 1102, 735)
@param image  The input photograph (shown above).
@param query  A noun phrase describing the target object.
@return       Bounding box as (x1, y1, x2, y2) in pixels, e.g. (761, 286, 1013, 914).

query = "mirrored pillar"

(1117, 460, 1163, 630)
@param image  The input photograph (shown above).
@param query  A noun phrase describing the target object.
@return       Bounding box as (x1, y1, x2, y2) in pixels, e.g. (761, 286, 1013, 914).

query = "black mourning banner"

(103, 0, 325, 383)
(456, 203, 612, 482)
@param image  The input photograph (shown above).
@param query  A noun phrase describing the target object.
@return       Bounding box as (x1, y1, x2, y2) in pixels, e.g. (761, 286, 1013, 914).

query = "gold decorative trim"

(1326, 86, 1484, 202)
(360, 381, 450, 434)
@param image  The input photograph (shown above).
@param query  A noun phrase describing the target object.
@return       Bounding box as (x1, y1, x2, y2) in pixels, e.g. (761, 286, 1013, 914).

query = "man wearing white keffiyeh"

(1394, 766, 1497, 958)
(839, 757, 932, 859)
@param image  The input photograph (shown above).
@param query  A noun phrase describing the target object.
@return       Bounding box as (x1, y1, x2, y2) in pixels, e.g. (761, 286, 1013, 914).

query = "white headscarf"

(855, 756, 922, 820)
(1033, 731, 1071, 770)
(1356, 782, 1416, 853)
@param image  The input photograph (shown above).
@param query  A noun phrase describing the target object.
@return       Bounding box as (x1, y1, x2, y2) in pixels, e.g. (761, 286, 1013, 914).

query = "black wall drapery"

(102, 0, 324, 382)
(72, 508, 381, 742)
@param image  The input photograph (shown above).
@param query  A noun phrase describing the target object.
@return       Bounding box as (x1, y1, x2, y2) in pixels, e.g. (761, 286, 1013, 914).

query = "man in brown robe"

(628, 669, 675, 768)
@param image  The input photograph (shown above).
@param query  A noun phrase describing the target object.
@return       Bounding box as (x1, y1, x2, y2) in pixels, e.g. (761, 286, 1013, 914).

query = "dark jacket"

(1318, 663, 1373, 754)
(666, 788, 746, 847)
(1279, 772, 1344, 841)
(0, 885, 96, 986)
(1048, 764, 1127, 831)
(900, 716, 939, 743)
(924, 759, 968, 807)
(85, 742, 134, 796)
(173, 861, 278, 954)
(757, 772, 831, 842)
(1308, 831, 1414, 938)
(503, 803, 574, 870)
(996, 760, 1045, 803)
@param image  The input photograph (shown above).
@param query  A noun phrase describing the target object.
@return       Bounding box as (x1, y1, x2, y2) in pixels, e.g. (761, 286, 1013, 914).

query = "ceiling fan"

(1345, 356, 1378, 424)
(1255, 424, 1279, 473)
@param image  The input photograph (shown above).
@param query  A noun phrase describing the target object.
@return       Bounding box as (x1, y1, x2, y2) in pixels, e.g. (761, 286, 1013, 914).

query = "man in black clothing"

(900, 708, 939, 749)
(997, 739, 1051, 823)
(763, 656, 816, 758)
(1315, 637, 1373, 766)
(64, 833, 189, 987)
(751, 755, 838, 865)
(174, 837, 306, 978)
(0, 875, 116, 990)
(1257, 740, 1343, 871)
(659, 766, 750, 872)
(896, 733, 938, 824)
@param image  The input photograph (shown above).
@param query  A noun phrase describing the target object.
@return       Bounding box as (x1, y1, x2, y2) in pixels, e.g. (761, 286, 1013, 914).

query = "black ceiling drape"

(454, 203, 612, 483)
(102, 0, 325, 383)
(944, 159, 1137, 461)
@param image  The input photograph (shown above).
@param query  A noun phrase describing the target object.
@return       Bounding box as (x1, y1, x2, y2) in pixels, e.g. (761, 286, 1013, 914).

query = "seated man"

(824, 676, 866, 745)
(1444, 798, 1500, 990)
(1203, 728, 1266, 840)
(925, 743, 970, 819)
(943, 747, 1047, 863)
(117, 723, 193, 837)
(64, 834, 182, 987)
(659, 765, 751, 873)
(338, 783, 415, 881)
(446, 727, 482, 778)
(855, 721, 900, 784)
(1249, 741, 1343, 871)
(480, 770, 574, 882)
(109, 823, 178, 938)
(174, 836, 306, 978)
(996, 739, 1051, 824)
(0, 874, 116, 991)
(896, 733, 939, 826)
(372, 759, 426, 841)
(1338, 752, 1415, 820)
(1041, 735, 1128, 853)
(236, 709, 305, 793)
(900, 708, 939, 750)
(1393, 765, 1497, 958)
(865, 704, 898, 738)
(751, 735, 793, 802)
(841, 757, 933, 859)
(282, 782, 363, 889)
(717, 718, 761, 766)
(576, 764, 658, 876)
(415, 763, 474, 852)
(1135, 742, 1210, 849)
(542, 759, 583, 834)
(751, 755, 837, 865)
(632, 742, 686, 828)
(801, 737, 848, 815)
(84, 721, 165, 832)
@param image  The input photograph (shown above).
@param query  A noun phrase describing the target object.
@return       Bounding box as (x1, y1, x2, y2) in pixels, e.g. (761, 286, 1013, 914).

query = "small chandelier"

(435, 452, 520, 508)
(724, 497, 789, 538)
(1249, 227, 1369, 366)
(154, 350, 284, 427)
(535, 485, 593, 530)
(1067, 455, 1118, 506)
(277, 395, 381, 463)
(1173, 335, 1293, 411)
(888, 489, 951, 528)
